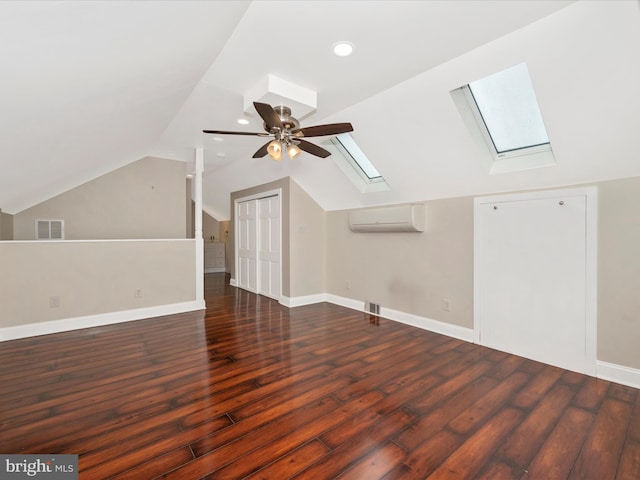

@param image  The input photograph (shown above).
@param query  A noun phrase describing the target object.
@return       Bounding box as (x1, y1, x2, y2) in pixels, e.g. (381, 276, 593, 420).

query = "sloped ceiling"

(2, 1, 639, 220)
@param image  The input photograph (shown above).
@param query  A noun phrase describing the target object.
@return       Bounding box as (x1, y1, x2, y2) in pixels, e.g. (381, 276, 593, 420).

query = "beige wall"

(325, 178, 640, 371)
(0, 240, 196, 329)
(290, 180, 326, 297)
(219, 220, 231, 270)
(0, 210, 13, 240)
(597, 177, 640, 369)
(326, 196, 474, 329)
(203, 211, 220, 243)
(12, 156, 187, 240)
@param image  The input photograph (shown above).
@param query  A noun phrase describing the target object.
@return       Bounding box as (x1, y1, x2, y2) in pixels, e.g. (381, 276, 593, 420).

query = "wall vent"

(365, 301, 380, 316)
(36, 220, 64, 240)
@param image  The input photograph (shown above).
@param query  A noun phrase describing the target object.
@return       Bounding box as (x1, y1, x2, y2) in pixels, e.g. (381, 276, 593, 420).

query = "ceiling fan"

(203, 102, 353, 160)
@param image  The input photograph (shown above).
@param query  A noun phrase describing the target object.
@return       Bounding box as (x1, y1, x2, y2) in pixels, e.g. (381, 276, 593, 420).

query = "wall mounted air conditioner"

(348, 204, 425, 232)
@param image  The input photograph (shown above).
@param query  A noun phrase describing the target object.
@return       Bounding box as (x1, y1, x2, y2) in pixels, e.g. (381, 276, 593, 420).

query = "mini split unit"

(348, 204, 425, 232)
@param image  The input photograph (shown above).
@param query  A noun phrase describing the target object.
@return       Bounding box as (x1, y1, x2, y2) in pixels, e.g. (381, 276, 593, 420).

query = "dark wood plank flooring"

(1, 273, 639, 479)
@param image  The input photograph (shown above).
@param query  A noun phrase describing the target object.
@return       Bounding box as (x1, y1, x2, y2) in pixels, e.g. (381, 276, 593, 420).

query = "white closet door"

(237, 200, 257, 292)
(258, 195, 281, 299)
(476, 192, 590, 373)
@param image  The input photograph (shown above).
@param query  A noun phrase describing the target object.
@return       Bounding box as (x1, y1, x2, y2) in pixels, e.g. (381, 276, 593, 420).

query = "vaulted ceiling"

(1, 1, 638, 220)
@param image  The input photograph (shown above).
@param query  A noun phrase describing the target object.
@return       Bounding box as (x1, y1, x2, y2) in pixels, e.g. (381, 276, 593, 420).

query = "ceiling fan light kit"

(203, 101, 353, 160)
(287, 143, 302, 160)
(267, 140, 282, 161)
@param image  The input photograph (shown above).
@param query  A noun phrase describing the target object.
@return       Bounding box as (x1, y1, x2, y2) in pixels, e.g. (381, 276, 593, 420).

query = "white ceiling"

(1, 1, 639, 220)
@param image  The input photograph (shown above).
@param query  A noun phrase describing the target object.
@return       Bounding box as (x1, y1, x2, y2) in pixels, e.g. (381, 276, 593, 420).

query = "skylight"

(331, 133, 382, 182)
(468, 63, 550, 155)
(451, 62, 555, 174)
(330, 133, 389, 193)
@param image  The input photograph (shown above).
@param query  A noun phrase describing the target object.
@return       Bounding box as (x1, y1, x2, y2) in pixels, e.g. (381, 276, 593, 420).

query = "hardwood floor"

(1, 273, 639, 479)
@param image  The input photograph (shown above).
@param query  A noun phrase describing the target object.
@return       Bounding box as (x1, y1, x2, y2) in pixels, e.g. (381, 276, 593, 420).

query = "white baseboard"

(325, 294, 474, 342)
(229, 278, 237, 287)
(597, 360, 640, 390)
(280, 293, 328, 308)
(381, 306, 474, 343)
(204, 267, 225, 273)
(324, 294, 364, 312)
(0, 300, 206, 342)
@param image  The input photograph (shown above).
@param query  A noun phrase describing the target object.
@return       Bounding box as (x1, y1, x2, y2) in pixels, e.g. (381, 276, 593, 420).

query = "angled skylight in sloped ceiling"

(330, 133, 389, 193)
(451, 63, 555, 174)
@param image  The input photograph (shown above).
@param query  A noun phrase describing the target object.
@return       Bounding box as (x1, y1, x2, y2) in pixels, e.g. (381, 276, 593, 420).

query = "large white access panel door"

(237, 200, 257, 292)
(475, 189, 596, 374)
(258, 195, 281, 299)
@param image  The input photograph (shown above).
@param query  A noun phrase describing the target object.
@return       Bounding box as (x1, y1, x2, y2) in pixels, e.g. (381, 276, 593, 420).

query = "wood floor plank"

(573, 376, 610, 410)
(616, 440, 640, 480)
(244, 440, 330, 479)
(499, 382, 576, 468)
(523, 406, 594, 480)
(335, 442, 406, 479)
(426, 407, 524, 480)
(394, 376, 499, 449)
(1, 273, 638, 479)
(447, 371, 529, 436)
(512, 364, 564, 409)
(474, 460, 521, 480)
(296, 409, 415, 479)
(569, 398, 633, 479)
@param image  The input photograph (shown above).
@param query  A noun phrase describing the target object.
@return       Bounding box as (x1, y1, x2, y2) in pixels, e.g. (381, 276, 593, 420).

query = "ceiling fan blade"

(297, 139, 331, 158)
(203, 129, 269, 136)
(253, 102, 283, 130)
(292, 122, 353, 138)
(252, 141, 271, 158)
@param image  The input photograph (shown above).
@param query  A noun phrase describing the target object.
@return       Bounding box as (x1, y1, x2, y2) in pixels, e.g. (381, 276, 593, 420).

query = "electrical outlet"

(134, 289, 143, 298)
(346, 280, 351, 289)
(443, 298, 452, 312)
(49, 296, 60, 308)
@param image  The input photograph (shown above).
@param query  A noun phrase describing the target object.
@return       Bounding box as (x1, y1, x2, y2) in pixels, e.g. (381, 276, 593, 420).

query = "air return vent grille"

(36, 220, 64, 240)
(365, 301, 380, 316)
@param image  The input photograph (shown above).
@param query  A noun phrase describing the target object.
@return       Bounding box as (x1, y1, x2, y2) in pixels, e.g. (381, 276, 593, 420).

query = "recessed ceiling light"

(237, 118, 249, 125)
(216, 152, 226, 158)
(213, 136, 224, 142)
(333, 41, 354, 57)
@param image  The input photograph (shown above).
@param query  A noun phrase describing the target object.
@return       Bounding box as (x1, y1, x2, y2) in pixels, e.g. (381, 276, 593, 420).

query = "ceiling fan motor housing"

(264, 105, 300, 132)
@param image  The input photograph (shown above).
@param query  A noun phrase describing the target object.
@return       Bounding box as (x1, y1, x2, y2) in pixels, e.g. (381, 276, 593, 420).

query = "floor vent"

(365, 301, 380, 316)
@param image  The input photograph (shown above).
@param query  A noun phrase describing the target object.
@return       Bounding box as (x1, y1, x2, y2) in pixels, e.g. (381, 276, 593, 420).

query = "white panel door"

(476, 193, 589, 373)
(258, 195, 281, 299)
(237, 200, 257, 292)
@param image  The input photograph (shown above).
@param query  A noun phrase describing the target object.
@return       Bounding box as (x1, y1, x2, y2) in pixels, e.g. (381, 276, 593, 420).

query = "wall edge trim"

(280, 293, 327, 307)
(0, 300, 206, 342)
(596, 360, 640, 390)
(325, 294, 474, 342)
